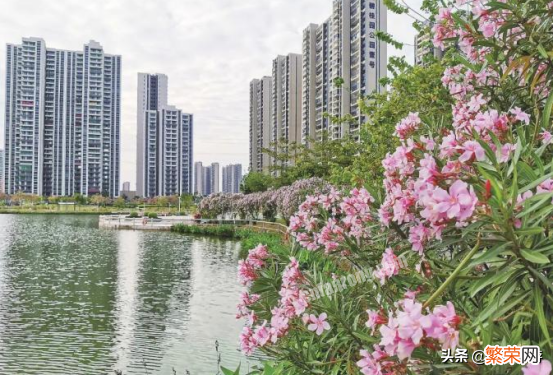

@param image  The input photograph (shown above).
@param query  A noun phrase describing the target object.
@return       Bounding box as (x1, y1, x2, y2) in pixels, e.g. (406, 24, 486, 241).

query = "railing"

(197, 219, 289, 236)
(98, 215, 289, 236)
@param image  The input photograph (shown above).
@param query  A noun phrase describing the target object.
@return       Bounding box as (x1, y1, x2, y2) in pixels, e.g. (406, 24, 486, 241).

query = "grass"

(171, 223, 289, 259)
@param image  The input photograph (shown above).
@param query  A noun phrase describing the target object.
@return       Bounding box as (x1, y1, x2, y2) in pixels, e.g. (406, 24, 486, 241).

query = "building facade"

(0, 149, 4, 193)
(414, 22, 444, 66)
(4, 38, 121, 196)
(271, 54, 302, 158)
(222, 164, 242, 193)
(301, 0, 387, 143)
(249, 77, 272, 173)
(194, 161, 220, 196)
(136, 73, 168, 197)
(136, 73, 193, 197)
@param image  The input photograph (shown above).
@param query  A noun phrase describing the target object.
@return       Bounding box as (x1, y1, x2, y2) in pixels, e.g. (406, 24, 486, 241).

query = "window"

(370, 22, 375, 29)
(370, 41, 376, 48)
(369, 2, 375, 9)
(370, 51, 375, 58)
(369, 61, 375, 68)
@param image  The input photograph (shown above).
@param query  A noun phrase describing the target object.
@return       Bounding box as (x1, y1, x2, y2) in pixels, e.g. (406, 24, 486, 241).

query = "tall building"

(222, 164, 242, 193)
(136, 73, 193, 197)
(414, 22, 444, 66)
(194, 161, 220, 196)
(122, 181, 130, 191)
(209, 162, 220, 195)
(4, 38, 121, 196)
(249, 77, 272, 173)
(0, 149, 4, 193)
(301, 0, 387, 143)
(271, 54, 302, 158)
(136, 73, 168, 197)
(194, 161, 203, 195)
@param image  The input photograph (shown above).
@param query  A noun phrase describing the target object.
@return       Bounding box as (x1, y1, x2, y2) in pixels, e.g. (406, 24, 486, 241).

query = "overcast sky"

(0, 0, 423, 190)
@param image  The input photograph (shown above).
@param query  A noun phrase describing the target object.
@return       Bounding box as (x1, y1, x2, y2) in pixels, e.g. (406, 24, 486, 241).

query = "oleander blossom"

(238, 244, 270, 286)
(523, 360, 553, 375)
(289, 188, 375, 254)
(363, 298, 461, 362)
(373, 248, 402, 285)
(307, 313, 331, 335)
(238, 257, 310, 354)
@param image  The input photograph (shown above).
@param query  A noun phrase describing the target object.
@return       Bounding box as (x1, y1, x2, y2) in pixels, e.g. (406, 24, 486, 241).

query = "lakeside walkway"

(98, 215, 288, 235)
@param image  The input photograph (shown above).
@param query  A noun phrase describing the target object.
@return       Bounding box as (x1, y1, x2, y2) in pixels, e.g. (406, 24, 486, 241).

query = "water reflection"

(0, 215, 252, 374)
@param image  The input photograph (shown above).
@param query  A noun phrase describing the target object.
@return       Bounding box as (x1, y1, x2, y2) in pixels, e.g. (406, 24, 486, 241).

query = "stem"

(423, 236, 481, 309)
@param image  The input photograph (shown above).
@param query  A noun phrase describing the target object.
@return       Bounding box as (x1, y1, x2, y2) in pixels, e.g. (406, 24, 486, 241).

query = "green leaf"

(520, 249, 550, 264)
(469, 268, 515, 297)
(533, 284, 552, 347)
(221, 364, 241, 375)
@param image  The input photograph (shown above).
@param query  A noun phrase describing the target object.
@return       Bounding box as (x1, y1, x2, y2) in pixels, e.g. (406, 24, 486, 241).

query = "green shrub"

(128, 211, 139, 218)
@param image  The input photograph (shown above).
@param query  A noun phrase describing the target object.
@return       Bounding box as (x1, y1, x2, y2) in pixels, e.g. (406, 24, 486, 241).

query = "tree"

(156, 196, 169, 208)
(113, 196, 125, 208)
(329, 62, 452, 187)
(241, 172, 273, 193)
(73, 193, 87, 205)
(180, 194, 194, 213)
(90, 194, 107, 210)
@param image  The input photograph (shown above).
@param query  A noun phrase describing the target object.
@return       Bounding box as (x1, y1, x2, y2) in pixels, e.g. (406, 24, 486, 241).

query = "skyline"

(0, 0, 423, 190)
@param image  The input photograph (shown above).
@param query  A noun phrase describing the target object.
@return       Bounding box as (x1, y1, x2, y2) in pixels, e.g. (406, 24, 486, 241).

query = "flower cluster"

(373, 248, 402, 285)
(289, 188, 375, 254)
(358, 298, 461, 374)
(237, 244, 269, 286)
(239, 257, 312, 354)
(199, 178, 331, 220)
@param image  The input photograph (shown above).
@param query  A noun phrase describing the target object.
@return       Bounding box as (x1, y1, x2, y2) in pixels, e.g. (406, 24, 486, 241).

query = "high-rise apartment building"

(271, 54, 302, 155)
(136, 73, 193, 197)
(0, 149, 4, 193)
(194, 161, 220, 196)
(194, 161, 203, 196)
(301, 0, 387, 143)
(4, 38, 121, 196)
(222, 164, 242, 194)
(137, 73, 168, 197)
(249, 77, 272, 173)
(414, 22, 444, 66)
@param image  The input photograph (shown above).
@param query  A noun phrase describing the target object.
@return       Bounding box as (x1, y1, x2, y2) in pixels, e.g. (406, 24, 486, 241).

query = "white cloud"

(0, 0, 422, 189)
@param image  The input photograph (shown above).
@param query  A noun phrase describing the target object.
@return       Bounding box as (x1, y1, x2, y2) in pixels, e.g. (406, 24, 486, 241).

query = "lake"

(0, 214, 256, 374)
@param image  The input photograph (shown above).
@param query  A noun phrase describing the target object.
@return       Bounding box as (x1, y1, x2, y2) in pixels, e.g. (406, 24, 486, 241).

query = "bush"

(128, 211, 139, 218)
(147, 212, 158, 219)
(232, 1, 553, 374)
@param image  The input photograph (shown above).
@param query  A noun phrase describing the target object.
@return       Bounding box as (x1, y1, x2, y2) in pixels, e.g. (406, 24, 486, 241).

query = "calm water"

(0, 214, 255, 374)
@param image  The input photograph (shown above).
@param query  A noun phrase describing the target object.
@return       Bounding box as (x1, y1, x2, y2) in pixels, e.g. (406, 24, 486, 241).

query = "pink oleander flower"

(479, 20, 498, 38)
(356, 347, 388, 375)
(408, 222, 430, 255)
(366, 309, 388, 334)
(420, 135, 436, 151)
(377, 298, 460, 360)
(307, 313, 331, 335)
(253, 321, 271, 347)
(497, 143, 516, 163)
(374, 248, 401, 285)
(468, 93, 487, 111)
(420, 301, 461, 350)
(459, 140, 486, 163)
(239, 326, 256, 355)
(510, 106, 530, 125)
(420, 180, 478, 224)
(540, 129, 553, 145)
(394, 112, 421, 140)
(523, 360, 552, 375)
(537, 179, 553, 193)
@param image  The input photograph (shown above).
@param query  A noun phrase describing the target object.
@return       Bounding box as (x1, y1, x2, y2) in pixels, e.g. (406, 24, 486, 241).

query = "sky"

(0, 0, 423, 190)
